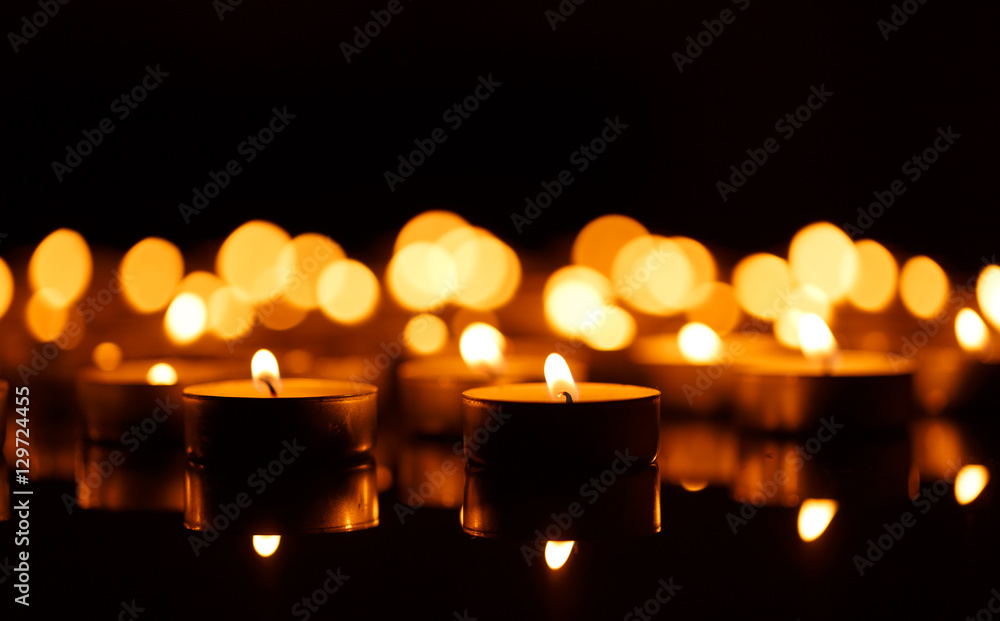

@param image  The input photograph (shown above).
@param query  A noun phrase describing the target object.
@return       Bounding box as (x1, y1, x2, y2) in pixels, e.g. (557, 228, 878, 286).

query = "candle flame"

(797, 499, 838, 542)
(165, 292, 208, 345)
(955, 465, 989, 505)
(798, 313, 838, 361)
(544, 353, 579, 402)
(955, 308, 989, 354)
(977, 265, 1000, 331)
(678, 322, 722, 364)
(252, 535, 280, 557)
(252, 349, 282, 396)
(544, 541, 574, 570)
(680, 480, 709, 492)
(459, 322, 507, 375)
(146, 363, 178, 386)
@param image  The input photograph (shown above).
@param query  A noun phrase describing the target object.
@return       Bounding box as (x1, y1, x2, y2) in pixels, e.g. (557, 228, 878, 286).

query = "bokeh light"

(29, 228, 92, 307)
(612, 235, 693, 315)
(92, 342, 123, 371)
(403, 313, 449, 355)
(571, 215, 648, 278)
(120, 237, 184, 313)
(317, 259, 379, 324)
(165, 292, 208, 345)
(788, 222, 859, 302)
(847, 240, 898, 312)
(899, 256, 948, 319)
(732, 253, 791, 320)
(216, 220, 293, 303)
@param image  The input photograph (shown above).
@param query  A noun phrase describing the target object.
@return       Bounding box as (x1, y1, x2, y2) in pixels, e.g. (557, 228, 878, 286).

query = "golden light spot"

(92, 342, 123, 371)
(774, 285, 832, 349)
(317, 259, 379, 324)
(394, 210, 469, 255)
(612, 235, 693, 315)
(460, 322, 507, 374)
(450, 308, 499, 338)
(798, 313, 838, 361)
(252, 535, 281, 557)
(977, 265, 1000, 332)
(582, 305, 636, 351)
(685, 282, 741, 335)
(900, 256, 948, 319)
(788, 222, 859, 302)
(26, 289, 69, 342)
(29, 228, 92, 307)
(681, 480, 709, 492)
(176, 271, 224, 299)
(260, 299, 308, 331)
(146, 362, 178, 385)
(797, 499, 838, 541)
(848, 240, 898, 312)
(544, 266, 612, 338)
(955, 308, 989, 354)
(208, 286, 255, 340)
(732, 253, 791, 320)
(216, 221, 293, 303)
(544, 353, 579, 402)
(0, 257, 13, 320)
(678, 322, 722, 364)
(164, 292, 207, 345)
(571, 215, 648, 278)
(282, 233, 345, 310)
(452, 232, 521, 310)
(120, 237, 184, 313)
(954, 465, 989, 505)
(673, 237, 716, 307)
(544, 541, 574, 570)
(386, 242, 458, 311)
(404, 313, 449, 355)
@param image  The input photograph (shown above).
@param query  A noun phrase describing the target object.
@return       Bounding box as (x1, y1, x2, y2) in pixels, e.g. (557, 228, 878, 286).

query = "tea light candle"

(733, 314, 915, 432)
(461, 354, 659, 467)
(183, 350, 378, 466)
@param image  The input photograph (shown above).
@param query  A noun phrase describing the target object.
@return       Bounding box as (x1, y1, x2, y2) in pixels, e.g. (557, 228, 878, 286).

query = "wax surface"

(184, 378, 376, 399)
(464, 382, 659, 403)
(398, 354, 561, 382)
(629, 333, 781, 366)
(737, 349, 911, 376)
(79, 358, 245, 386)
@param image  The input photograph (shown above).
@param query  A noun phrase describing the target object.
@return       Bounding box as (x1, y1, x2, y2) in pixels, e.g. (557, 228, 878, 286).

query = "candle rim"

(463, 382, 659, 404)
(184, 378, 377, 400)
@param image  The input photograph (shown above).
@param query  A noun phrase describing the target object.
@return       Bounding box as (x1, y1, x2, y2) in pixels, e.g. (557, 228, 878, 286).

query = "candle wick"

(558, 391, 574, 404)
(263, 378, 278, 397)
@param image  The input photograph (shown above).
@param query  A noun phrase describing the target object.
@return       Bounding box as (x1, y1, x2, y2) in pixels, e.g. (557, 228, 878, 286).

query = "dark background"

(2, 1, 999, 619)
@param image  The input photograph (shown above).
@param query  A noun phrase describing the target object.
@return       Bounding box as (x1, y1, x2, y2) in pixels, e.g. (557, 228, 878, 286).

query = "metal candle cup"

(461, 382, 660, 468)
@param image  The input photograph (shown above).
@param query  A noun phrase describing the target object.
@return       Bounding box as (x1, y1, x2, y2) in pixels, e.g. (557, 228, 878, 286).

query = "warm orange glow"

(678, 322, 722, 364)
(543, 266, 613, 338)
(317, 259, 379, 324)
(386, 242, 458, 311)
(774, 285, 831, 349)
(252, 349, 281, 395)
(146, 362, 178, 386)
(260, 299, 308, 331)
(164, 292, 208, 345)
(544, 353, 579, 402)
(798, 313, 837, 361)
(977, 265, 1000, 331)
(459, 322, 507, 375)
(404, 313, 449, 355)
(732, 253, 791, 320)
(544, 541, 574, 570)
(680, 480, 709, 492)
(25, 289, 69, 342)
(612, 235, 693, 315)
(674, 237, 716, 307)
(207, 286, 255, 340)
(29, 228, 92, 307)
(900, 256, 948, 319)
(282, 233, 345, 310)
(252, 535, 281, 557)
(216, 221, 293, 303)
(848, 240, 898, 312)
(955, 308, 989, 354)
(120, 237, 184, 313)
(955, 465, 989, 505)
(394, 210, 469, 255)
(582, 305, 636, 351)
(92, 342, 123, 371)
(0, 257, 13, 320)
(451, 232, 521, 310)
(797, 499, 838, 541)
(572, 215, 649, 278)
(685, 282, 741, 335)
(789, 222, 859, 302)
(176, 270, 225, 300)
